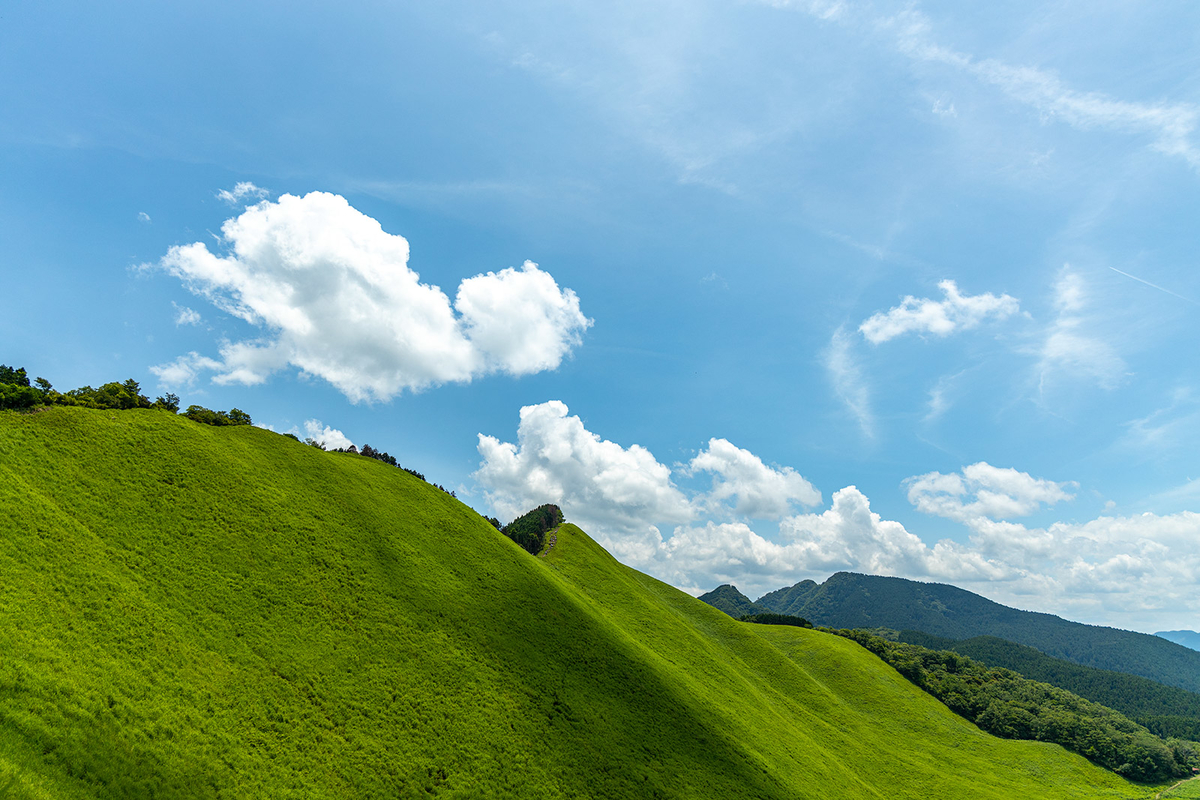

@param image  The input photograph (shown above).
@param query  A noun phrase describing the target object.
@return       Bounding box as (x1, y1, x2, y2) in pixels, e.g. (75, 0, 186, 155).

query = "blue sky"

(4, 0, 1199, 631)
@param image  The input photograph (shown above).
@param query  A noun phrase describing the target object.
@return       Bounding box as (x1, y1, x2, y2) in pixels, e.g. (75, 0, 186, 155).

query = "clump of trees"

(183, 405, 252, 426)
(499, 504, 563, 555)
(835, 628, 1198, 782)
(0, 364, 249, 426)
(340, 443, 462, 498)
(738, 613, 813, 628)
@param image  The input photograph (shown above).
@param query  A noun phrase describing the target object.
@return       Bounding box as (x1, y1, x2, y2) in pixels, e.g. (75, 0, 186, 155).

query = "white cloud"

(172, 302, 201, 326)
(150, 191, 591, 401)
(825, 327, 874, 438)
(1037, 268, 1125, 389)
(757, 2, 1200, 172)
(859, 280, 1020, 344)
(149, 351, 221, 387)
(645, 487, 1006, 597)
(300, 419, 354, 451)
(778, 486, 1006, 580)
(688, 438, 820, 519)
(137, 211, 151, 223)
(905, 462, 1075, 523)
(216, 181, 269, 206)
(474, 400, 695, 547)
(475, 401, 1200, 626)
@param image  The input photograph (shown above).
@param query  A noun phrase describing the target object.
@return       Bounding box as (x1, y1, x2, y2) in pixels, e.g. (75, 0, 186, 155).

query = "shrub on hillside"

(501, 504, 563, 555)
(183, 405, 252, 427)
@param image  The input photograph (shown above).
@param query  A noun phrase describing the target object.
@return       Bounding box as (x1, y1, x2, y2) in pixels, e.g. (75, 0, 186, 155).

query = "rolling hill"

(0, 406, 1168, 798)
(749, 572, 1200, 693)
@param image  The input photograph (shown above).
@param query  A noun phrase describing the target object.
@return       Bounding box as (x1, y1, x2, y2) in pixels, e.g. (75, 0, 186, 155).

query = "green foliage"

(757, 572, 1200, 693)
(899, 631, 1200, 743)
(0, 365, 30, 387)
(835, 629, 1195, 782)
(738, 613, 813, 628)
(0, 407, 1169, 798)
(501, 504, 563, 555)
(182, 404, 251, 427)
(756, 579, 819, 616)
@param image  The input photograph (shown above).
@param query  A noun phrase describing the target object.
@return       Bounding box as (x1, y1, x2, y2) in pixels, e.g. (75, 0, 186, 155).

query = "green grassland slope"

(0, 407, 1163, 798)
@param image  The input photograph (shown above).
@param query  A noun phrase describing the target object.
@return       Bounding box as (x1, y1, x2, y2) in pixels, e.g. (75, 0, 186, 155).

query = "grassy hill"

(0, 407, 1167, 798)
(753, 573, 1200, 693)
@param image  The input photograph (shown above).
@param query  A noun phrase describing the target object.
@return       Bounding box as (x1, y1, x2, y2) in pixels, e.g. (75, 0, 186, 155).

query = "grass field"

(0, 407, 1168, 798)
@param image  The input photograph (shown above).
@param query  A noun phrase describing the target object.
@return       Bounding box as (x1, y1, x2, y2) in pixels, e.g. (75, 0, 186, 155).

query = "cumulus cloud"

(1038, 269, 1125, 389)
(475, 400, 695, 542)
(646, 488, 1006, 595)
(216, 181, 269, 206)
(475, 401, 828, 567)
(688, 438, 821, 518)
(905, 462, 1075, 522)
(149, 191, 591, 401)
(475, 401, 1200, 625)
(299, 419, 354, 451)
(474, 401, 990, 592)
(859, 280, 1020, 344)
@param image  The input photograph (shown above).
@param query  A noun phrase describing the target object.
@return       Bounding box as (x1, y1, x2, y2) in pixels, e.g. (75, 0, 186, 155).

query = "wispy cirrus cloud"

(767, 1, 1200, 172)
(1037, 268, 1125, 391)
(825, 326, 874, 438)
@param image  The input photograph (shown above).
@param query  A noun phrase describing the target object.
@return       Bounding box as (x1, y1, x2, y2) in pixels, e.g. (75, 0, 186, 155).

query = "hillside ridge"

(0, 407, 1162, 798)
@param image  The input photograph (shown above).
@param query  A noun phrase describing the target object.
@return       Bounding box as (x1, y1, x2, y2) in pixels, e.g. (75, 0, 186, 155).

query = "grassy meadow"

(0, 407, 1168, 798)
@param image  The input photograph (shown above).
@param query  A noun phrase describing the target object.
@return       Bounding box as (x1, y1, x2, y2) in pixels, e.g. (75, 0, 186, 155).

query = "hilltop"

(0, 406, 1167, 798)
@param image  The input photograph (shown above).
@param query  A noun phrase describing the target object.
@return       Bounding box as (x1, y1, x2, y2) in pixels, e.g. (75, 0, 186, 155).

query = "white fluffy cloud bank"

(859, 280, 1020, 344)
(905, 462, 1075, 523)
(150, 192, 591, 401)
(476, 403, 1200, 627)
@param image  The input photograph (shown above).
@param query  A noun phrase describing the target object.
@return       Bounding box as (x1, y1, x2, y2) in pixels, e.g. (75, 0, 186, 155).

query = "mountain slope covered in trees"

(696, 584, 769, 617)
(899, 632, 1200, 742)
(750, 572, 1200, 693)
(0, 407, 1168, 798)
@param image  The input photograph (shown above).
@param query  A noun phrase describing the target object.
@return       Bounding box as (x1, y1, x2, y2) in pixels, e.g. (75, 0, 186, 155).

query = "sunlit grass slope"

(0, 408, 1158, 798)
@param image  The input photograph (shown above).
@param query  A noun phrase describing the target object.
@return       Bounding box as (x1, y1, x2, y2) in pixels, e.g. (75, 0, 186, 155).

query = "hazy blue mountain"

(1156, 630, 1200, 652)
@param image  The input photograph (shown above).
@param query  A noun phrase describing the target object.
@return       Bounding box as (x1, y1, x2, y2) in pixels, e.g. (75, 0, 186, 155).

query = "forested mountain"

(1157, 631, 1200, 652)
(0, 405, 1156, 798)
(696, 584, 769, 618)
(900, 632, 1200, 741)
(747, 572, 1200, 693)
(756, 579, 819, 615)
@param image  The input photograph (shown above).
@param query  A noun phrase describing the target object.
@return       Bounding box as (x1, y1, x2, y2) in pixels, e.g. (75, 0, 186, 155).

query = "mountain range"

(701, 574, 1200, 694)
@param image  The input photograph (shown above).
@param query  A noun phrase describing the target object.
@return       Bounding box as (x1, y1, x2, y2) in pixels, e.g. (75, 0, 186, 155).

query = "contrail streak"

(1109, 267, 1199, 306)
